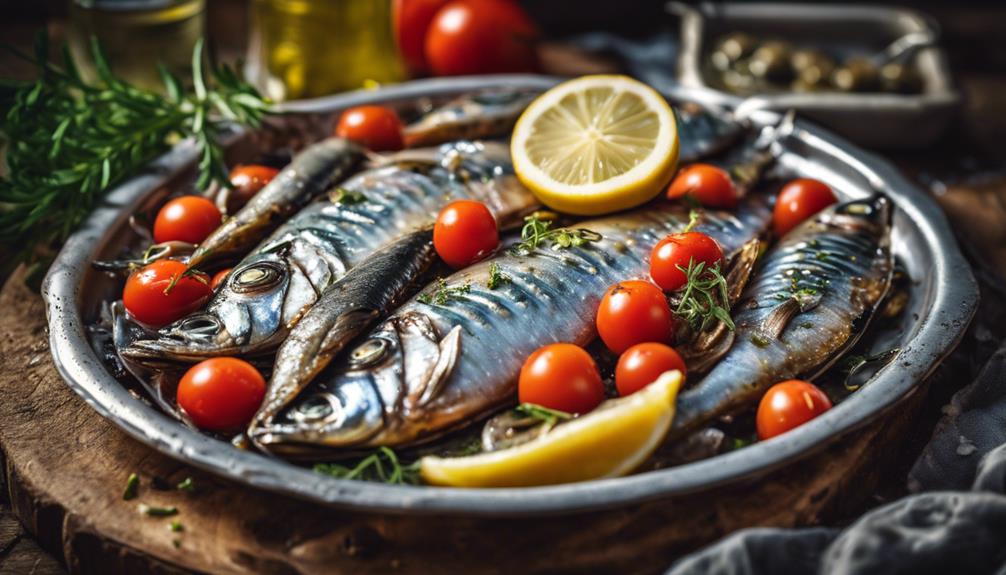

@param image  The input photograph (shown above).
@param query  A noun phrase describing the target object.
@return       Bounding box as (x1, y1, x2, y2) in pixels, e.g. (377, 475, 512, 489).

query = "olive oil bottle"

(67, 0, 205, 92)
(246, 0, 405, 101)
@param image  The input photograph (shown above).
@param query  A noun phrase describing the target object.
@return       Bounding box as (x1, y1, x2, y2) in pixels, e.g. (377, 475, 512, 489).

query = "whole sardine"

(249, 195, 773, 454)
(188, 137, 365, 269)
(669, 194, 894, 439)
(121, 141, 537, 365)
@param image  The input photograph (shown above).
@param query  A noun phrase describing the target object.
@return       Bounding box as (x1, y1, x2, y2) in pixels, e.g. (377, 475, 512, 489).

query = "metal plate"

(670, 2, 961, 148)
(42, 75, 977, 516)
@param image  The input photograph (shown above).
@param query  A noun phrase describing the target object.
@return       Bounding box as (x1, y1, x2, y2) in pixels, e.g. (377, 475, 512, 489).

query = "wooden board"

(0, 267, 933, 575)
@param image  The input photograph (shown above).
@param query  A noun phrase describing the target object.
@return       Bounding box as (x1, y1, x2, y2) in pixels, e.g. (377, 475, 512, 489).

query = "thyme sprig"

(0, 33, 270, 273)
(515, 403, 572, 430)
(673, 258, 735, 332)
(313, 447, 420, 485)
(509, 213, 602, 255)
(417, 278, 471, 305)
(486, 262, 510, 289)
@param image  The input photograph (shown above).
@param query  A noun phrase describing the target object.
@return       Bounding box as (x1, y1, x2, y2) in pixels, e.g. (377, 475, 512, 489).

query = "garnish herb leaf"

(329, 187, 366, 205)
(176, 477, 195, 492)
(418, 278, 471, 305)
(123, 473, 139, 501)
(313, 447, 420, 485)
(0, 33, 271, 274)
(169, 520, 184, 532)
(515, 403, 572, 428)
(510, 213, 602, 255)
(138, 504, 179, 517)
(486, 262, 510, 289)
(672, 258, 735, 332)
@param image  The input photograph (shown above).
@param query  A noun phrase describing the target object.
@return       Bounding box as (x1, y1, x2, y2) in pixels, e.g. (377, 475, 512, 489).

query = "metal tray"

(670, 2, 961, 149)
(42, 75, 977, 516)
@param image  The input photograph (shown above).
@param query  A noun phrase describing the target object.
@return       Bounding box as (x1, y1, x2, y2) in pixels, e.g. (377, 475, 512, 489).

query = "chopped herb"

(800, 321, 814, 329)
(417, 278, 471, 305)
(750, 333, 770, 348)
(314, 447, 420, 485)
(731, 437, 754, 450)
(138, 504, 178, 517)
(515, 403, 572, 429)
(176, 477, 195, 492)
(510, 213, 602, 255)
(330, 187, 366, 205)
(672, 258, 735, 332)
(123, 473, 140, 501)
(486, 262, 510, 289)
(814, 251, 830, 261)
(169, 520, 184, 532)
(172, 539, 181, 549)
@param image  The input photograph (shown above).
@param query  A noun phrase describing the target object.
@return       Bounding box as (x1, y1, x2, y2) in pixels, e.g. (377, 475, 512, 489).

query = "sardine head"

(120, 254, 293, 364)
(826, 193, 893, 235)
(251, 312, 461, 452)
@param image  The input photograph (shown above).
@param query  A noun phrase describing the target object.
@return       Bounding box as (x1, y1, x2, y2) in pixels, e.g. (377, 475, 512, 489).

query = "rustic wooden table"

(1, 3, 1004, 573)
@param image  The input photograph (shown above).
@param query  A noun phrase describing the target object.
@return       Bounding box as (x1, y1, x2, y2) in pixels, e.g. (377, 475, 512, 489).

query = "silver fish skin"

(250, 195, 773, 454)
(189, 137, 365, 269)
(404, 89, 540, 148)
(676, 101, 746, 163)
(252, 229, 437, 433)
(669, 194, 894, 439)
(121, 141, 537, 365)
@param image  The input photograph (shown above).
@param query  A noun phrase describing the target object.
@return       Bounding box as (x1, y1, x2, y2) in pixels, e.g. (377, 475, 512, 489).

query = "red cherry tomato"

(210, 268, 232, 291)
(666, 164, 737, 209)
(596, 280, 675, 354)
(615, 343, 687, 397)
(650, 231, 724, 292)
(756, 379, 833, 440)
(433, 200, 500, 268)
(228, 164, 279, 211)
(425, 0, 538, 77)
(123, 260, 211, 327)
(393, 0, 449, 74)
(335, 105, 405, 151)
(773, 178, 838, 236)
(153, 196, 222, 245)
(177, 358, 266, 432)
(518, 343, 605, 414)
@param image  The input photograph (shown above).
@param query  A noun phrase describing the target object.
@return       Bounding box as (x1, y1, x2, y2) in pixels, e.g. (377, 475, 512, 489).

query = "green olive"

(880, 62, 924, 94)
(749, 41, 794, 83)
(716, 33, 757, 62)
(831, 57, 880, 92)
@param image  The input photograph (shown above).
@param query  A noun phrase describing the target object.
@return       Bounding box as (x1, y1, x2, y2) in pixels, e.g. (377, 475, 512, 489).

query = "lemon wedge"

(419, 371, 682, 488)
(511, 75, 679, 216)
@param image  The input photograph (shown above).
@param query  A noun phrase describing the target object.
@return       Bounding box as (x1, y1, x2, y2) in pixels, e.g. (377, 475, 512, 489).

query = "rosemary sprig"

(0, 32, 270, 274)
(313, 447, 420, 485)
(509, 213, 602, 255)
(486, 262, 510, 289)
(162, 267, 209, 295)
(515, 403, 572, 429)
(673, 258, 735, 332)
(417, 278, 471, 305)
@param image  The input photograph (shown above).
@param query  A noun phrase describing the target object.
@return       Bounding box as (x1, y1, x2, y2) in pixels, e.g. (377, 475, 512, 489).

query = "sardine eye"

(231, 262, 284, 293)
(292, 395, 335, 423)
(349, 338, 391, 368)
(176, 314, 220, 335)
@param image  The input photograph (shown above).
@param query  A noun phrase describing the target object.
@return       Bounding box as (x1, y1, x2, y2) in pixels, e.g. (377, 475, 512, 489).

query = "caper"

(880, 62, 923, 94)
(831, 57, 880, 92)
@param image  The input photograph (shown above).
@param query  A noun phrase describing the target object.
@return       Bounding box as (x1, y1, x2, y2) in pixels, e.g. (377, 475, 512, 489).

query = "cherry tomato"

(773, 178, 837, 236)
(228, 164, 279, 211)
(335, 105, 404, 151)
(596, 280, 675, 354)
(425, 0, 538, 77)
(518, 343, 605, 414)
(153, 196, 222, 245)
(210, 268, 232, 291)
(666, 164, 737, 209)
(433, 200, 500, 268)
(393, 0, 449, 74)
(123, 260, 211, 327)
(649, 231, 724, 292)
(177, 358, 266, 432)
(615, 343, 687, 397)
(756, 379, 833, 440)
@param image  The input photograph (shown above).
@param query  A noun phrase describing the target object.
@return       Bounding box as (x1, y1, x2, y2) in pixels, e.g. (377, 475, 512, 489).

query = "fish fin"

(319, 309, 381, 357)
(725, 239, 762, 305)
(417, 325, 462, 407)
(759, 291, 821, 340)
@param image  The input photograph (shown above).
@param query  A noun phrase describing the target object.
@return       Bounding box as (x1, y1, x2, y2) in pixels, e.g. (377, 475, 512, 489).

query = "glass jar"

(67, 0, 205, 92)
(246, 0, 406, 101)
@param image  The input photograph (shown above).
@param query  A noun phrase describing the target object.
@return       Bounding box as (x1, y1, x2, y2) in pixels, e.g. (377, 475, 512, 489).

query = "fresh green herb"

(313, 447, 420, 485)
(417, 278, 471, 305)
(682, 209, 701, 233)
(509, 213, 602, 255)
(163, 267, 209, 295)
(750, 333, 770, 348)
(138, 504, 178, 517)
(172, 539, 182, 549)
(673, 258, 735, 332)
(0, 33, 270, 273)
(176, 477, 195, 492)
(329, 187, 366, 205)
(486, 262, 510, 289)
(169, 520, 184, 532)
(123, 473, 140, 501)
(515, 403, 572, 429)
(731, 437, 753, 450)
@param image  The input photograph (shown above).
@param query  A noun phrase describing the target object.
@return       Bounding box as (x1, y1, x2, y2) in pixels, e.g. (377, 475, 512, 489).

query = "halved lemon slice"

(419, 371, 682, 488)
(511, 75, 679, 216)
